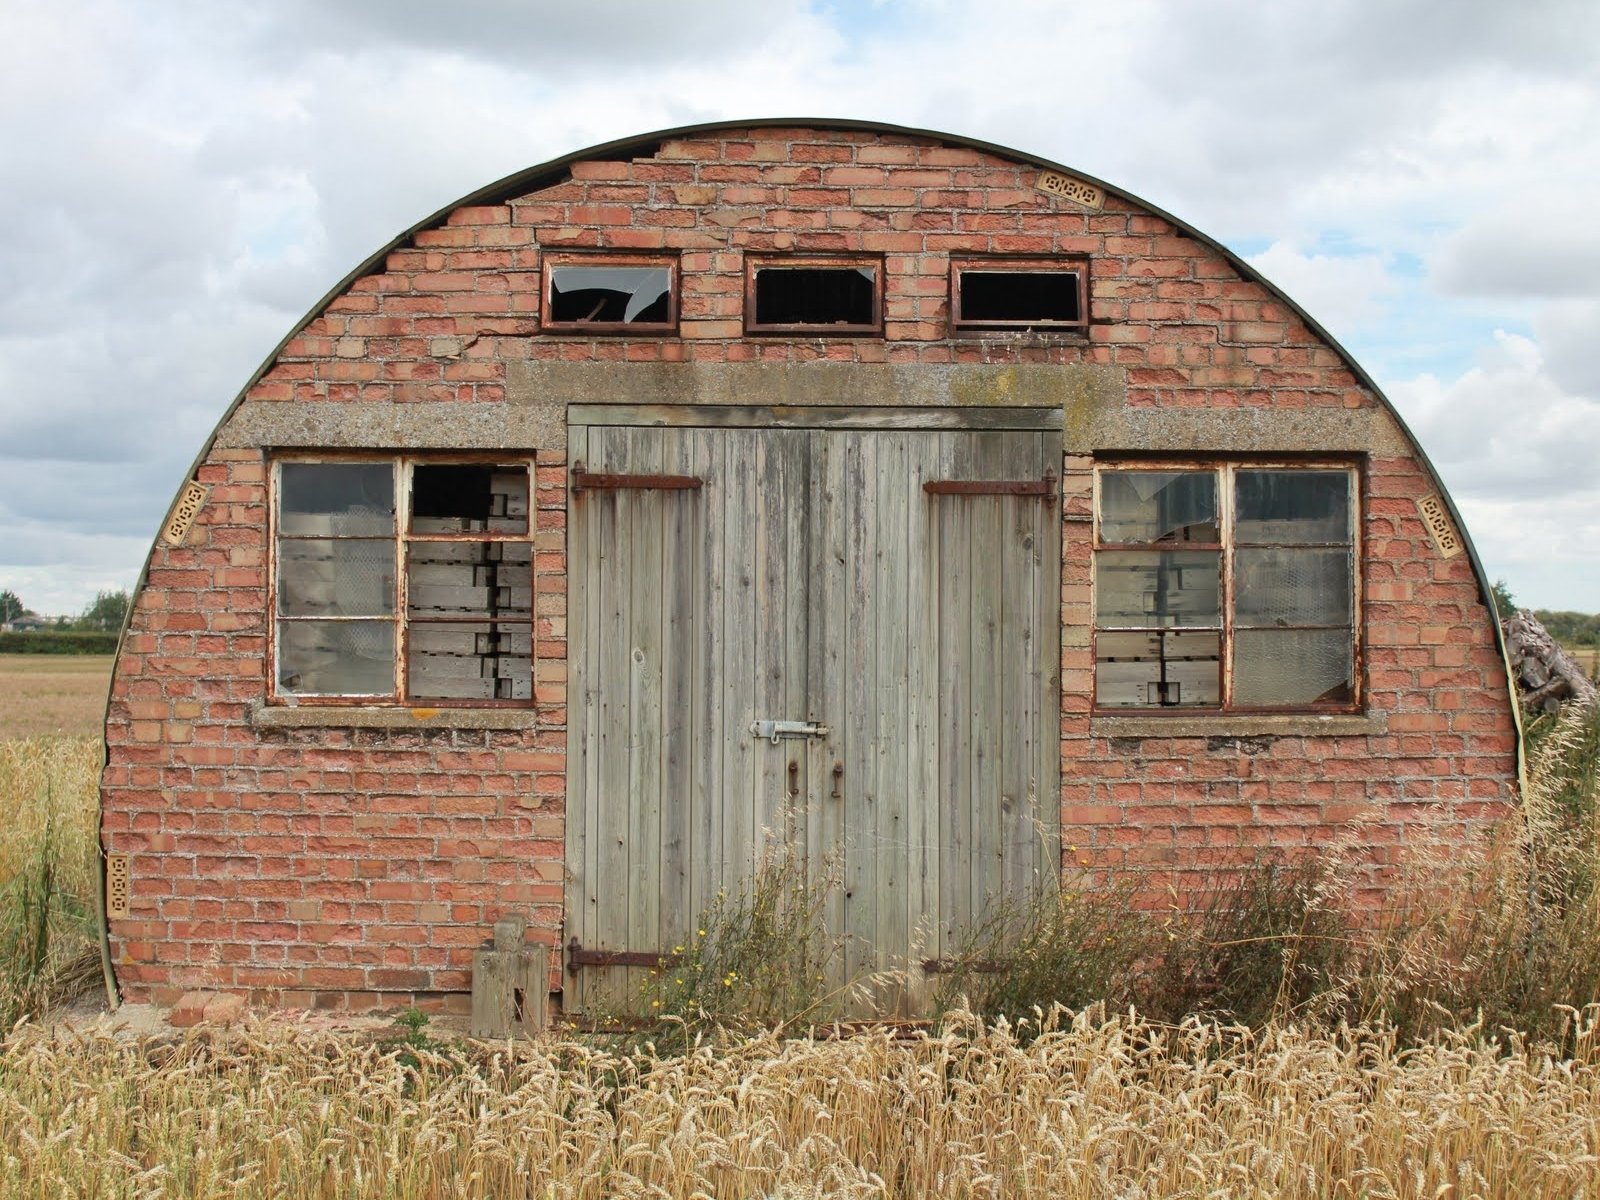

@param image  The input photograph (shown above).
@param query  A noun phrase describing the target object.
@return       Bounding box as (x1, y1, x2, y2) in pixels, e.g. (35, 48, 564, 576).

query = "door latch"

(749, 719, 830, 744)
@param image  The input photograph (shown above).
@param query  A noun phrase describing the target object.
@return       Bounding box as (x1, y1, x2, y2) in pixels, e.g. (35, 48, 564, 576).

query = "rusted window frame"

(949, 256, 1089, 334)
(1090, 458, 1363, 715)
(539, 251, 679, 336)
(743, 254, 885, 336)
(268, 451, 539, 708)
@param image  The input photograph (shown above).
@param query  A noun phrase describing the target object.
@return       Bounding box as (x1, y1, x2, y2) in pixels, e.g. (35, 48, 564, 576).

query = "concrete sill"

(249, 703, 540, 731)
(1090, 712, 1387, 739)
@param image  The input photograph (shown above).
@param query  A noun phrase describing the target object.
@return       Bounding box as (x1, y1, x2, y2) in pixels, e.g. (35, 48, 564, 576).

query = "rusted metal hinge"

(923, 471, 1056, 497)
(566, 936, 680, 974)
(570, 463, 703, 493)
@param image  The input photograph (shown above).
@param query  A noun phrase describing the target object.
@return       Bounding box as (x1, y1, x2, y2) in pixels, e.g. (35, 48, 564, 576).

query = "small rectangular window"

(272, 456, 536, 705)
(542, 254, 677, 334)
(951, 259, 1087, 333)
(745, 257, 883, 335)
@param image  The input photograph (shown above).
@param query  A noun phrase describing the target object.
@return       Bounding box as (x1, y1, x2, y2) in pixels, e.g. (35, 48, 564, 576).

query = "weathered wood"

(470, 946, 547, 1037)
(565, 422, 1063, 1019)
(1504, 610, 1597, 713)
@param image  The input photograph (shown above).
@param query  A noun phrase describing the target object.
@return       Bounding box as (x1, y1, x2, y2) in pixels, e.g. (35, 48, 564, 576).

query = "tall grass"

(936, 702, 1600, 1044)
(4, 1009, 1600, 1196)
(0, 736, 102, 1026)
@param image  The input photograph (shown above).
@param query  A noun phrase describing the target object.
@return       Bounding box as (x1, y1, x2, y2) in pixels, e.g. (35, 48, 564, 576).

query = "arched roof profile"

(117, 115, 1521, 742)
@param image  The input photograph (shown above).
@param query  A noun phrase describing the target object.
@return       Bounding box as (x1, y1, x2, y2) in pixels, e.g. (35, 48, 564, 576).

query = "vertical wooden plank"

(563, 422, 592, 1014)
(624, 426, 665, 1003)
(872, 432, 911, 1014)
(692, 427, 724, 934)
(842, 431, 878, 1007)
(658, 428, 697, 960)
(904, 430, 948, 1011)
(592, 425, 633, 1011)
(998, 433, 1040, 905)
(937, 435, 974, 954)
(808, 430, 850, 1001)
(720, 429, 759, 909)
(966, 434, 1006, 933)
(1036, 437, 1065, 891)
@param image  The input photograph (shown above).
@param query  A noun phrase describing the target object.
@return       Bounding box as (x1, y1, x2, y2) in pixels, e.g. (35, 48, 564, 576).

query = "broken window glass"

(1092, 463, 1358, 711)
(411, 464, 529, 534)
(404, 527, 534, 702)
(954, 265, 1085, 330)
(274, 457, 536, 705)
(1233, 629, 1353, 706)
(547, 265, 673, 327)
(1099, 471, 1218, 543)
(749, 262, 880, 331)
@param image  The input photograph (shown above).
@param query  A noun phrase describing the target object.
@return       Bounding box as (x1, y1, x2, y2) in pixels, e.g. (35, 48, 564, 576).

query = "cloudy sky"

(2, 0, 1598, 615)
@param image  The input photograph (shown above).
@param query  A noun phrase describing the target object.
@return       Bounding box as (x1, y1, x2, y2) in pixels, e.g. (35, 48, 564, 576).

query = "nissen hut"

(100, 120, 1519, 1019)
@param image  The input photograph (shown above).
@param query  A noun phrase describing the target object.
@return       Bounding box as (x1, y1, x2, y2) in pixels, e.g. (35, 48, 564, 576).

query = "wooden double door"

(563, 409, 1062, 1015)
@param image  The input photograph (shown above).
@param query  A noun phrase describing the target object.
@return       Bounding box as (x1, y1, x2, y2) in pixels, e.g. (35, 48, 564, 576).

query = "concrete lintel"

(216, 403, 555, 452)
(511, 360, 1123, 433)
(249, 702, 541, 731)
(1067, 405, 1410, 456)
(1090, 712, 1387, 739)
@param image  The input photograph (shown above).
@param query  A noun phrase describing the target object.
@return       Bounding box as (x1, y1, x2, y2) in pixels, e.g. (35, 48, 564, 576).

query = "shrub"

(628, 843, 858, 1042)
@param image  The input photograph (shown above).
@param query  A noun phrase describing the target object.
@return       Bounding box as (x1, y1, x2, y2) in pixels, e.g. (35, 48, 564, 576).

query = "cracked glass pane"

(1236, 470, 1350, 543)
(548, 266, 671, 324)
(278, 539, 396, 617)
(278, 463, 394, 536)
(1099, 471, 1218, 543)
(1235, 548, 1352, 627)
(1095, 550, 1221, 628)
(277, 620, 395, 696)
(1234, 628, 1354, 706)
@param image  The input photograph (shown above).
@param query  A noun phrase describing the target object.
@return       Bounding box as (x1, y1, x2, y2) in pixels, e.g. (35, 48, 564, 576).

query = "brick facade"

(101, 123, 1518, 1010)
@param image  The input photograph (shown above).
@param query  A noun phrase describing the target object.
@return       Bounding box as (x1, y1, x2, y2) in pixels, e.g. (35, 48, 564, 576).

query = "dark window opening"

(411, 464, 529, 534)
(747, 259, 881, 333)
(952, 260, 1088, 332)
(542, 259, 676, 332)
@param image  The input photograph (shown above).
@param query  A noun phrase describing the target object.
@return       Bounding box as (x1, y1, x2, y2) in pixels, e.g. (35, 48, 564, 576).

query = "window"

(542, 254, 677, 333)
(272, 457, 535, 704)
(1093, 464, 1358, 711)
(951, 258, 1087, 333)
(745, 256, 883, 335)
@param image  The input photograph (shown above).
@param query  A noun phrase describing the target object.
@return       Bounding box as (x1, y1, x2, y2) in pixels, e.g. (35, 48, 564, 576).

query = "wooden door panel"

(565, 422, 1061, 1017)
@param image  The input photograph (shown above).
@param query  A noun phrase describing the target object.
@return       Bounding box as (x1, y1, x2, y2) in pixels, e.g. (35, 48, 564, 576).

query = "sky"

(1, 0, 1598, 615)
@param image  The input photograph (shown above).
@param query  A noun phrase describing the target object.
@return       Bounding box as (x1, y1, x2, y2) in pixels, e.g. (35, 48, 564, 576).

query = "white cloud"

(1, 0, 1598, 610)
(1244, 243, 1396, 344)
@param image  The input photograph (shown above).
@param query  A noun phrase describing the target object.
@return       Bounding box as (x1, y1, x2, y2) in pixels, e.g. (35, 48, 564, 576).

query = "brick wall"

(102, 125, 1517, 1008)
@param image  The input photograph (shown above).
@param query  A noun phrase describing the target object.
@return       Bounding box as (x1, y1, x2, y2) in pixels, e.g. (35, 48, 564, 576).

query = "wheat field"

(4, 665, 1600, 1195)
(3, 1009, 1600, 1198)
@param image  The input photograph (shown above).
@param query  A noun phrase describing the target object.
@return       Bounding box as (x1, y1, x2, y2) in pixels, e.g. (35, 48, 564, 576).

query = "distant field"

(1572, 645, 1599, 677)
(0, 655, 113, 739)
